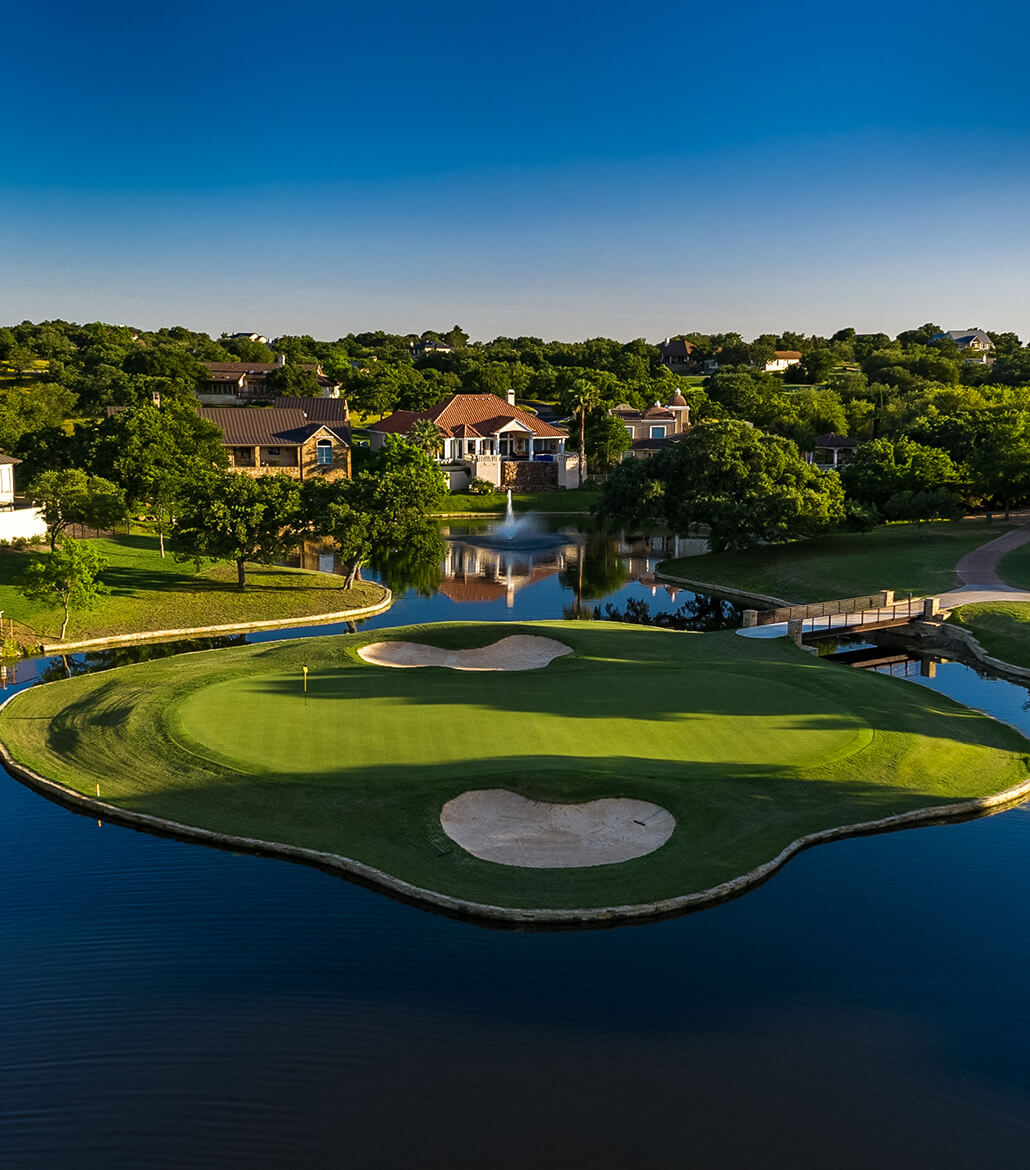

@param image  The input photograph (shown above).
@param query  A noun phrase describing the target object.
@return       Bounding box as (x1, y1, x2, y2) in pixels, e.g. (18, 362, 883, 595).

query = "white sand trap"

(358, 635, 572, 672)
(440, 789, 676, 868)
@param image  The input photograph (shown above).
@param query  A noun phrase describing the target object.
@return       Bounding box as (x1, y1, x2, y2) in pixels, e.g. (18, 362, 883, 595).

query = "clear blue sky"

(3, 0, 1030, 340)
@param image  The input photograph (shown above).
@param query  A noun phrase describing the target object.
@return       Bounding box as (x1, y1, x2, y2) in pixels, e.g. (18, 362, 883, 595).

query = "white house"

(764, 350, 802, 373)
(0, 454, 47, 542)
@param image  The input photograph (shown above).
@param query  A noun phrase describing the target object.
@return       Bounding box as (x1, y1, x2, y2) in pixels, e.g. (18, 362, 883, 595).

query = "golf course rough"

(1, 620, 1028, 921)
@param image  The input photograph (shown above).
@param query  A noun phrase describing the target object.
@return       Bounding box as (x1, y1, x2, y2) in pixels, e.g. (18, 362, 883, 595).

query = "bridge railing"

(799, 598, 923, 634)
(754, 590, 894, 627)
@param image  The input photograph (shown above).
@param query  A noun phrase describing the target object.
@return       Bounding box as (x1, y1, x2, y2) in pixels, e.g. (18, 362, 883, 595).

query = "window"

(650, 425, 667, 438)
(268, 447, 280, 456)
(316, 438, 333, 465)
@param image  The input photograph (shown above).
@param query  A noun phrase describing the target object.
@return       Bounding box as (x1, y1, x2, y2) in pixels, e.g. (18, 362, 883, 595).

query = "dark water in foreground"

(3, 523, 1030, 1167)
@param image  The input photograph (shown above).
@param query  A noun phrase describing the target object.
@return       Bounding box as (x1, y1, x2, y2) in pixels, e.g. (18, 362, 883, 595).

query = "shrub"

(467, 478, 497, 495)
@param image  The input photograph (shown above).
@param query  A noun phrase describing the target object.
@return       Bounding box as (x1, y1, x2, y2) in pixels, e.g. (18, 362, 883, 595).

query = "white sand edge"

(358, 635, 572, 671)
(440, 789, 676, 867)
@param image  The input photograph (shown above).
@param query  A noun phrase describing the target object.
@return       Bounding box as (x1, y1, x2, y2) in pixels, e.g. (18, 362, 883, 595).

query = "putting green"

(171, 668, 867, 777)
(1, 621, 1027, 918)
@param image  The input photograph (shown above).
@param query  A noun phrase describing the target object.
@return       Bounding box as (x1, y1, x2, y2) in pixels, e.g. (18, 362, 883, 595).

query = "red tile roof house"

(612, 392, 692, 459)
(199, 407, 351, 481)
(198, 356, 342, 405)
(369, 392, 580, 490)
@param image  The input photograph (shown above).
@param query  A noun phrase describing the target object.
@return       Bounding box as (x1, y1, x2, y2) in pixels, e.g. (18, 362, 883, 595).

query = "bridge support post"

(922, 597, 940, 619)
(742, 609, 758, 628)
(882, 589, 895, 606)
(787, 618, 804, 647)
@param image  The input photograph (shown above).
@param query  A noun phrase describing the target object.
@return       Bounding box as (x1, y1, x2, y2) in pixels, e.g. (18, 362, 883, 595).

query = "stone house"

(198, 356, 342, 404)
(369, 392, 579, 489)
(199, 408, 351, 481)
(612, 392, 691, 459)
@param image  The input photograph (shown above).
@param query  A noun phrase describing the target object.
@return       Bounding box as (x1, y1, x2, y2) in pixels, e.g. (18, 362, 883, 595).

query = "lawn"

(659, 520, 1012, 604)
(997, 542, 1030, 590)
(948, 601, 1030, 669)
(432, 488, 600, 514)
(0, 533, 387, 644)
(2, 620, 1025, 915)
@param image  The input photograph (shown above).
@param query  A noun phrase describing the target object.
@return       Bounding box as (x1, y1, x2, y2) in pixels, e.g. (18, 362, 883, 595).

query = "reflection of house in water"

(617, 532, 707, 596)
(442, 540, 575, 608)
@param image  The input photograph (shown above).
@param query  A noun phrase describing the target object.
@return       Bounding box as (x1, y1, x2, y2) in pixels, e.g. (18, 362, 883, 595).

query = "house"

(369, 392, 578, 489)
(200, 407, 351, 480)
(930, 329, 994, 352)
(929, 329, 994, 363)
(410, 339, 453, 358)
(764, 350, 802, 373)
(198, 356, 342, 404)
(0, 453, 47, 542)
(228, 332, 270, 345)
(805, 432, 857, 470)
(658, 338, 694, 371)
(272, 396, 350, 425)
(612, 392, 692, 459)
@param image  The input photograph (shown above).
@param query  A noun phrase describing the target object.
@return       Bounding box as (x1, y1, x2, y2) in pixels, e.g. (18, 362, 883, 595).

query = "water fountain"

(454, 488, 571, 551)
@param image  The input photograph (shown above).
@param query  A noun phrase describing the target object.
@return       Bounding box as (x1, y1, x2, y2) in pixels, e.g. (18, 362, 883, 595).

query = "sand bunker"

(358, 635, 572, 672)
(440, 789, 676, 868)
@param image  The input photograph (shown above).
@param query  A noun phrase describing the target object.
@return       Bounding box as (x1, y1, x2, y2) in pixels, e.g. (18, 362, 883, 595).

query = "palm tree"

(408, 418, 445, 459)
(565, 378, 602, 484)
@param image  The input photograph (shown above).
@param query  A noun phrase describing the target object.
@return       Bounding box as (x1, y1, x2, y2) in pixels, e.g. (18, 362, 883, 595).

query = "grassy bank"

(431, 488, 600, 514)
(3, 620, 1026, 913)
(659, 520, 1012, 604)
(0, 533, 387, 644)
(948, 601, 1030, 669)
(998, 543, 1030, 590)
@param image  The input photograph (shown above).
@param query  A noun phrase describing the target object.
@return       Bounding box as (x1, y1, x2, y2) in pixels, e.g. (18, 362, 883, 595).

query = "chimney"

(506, 388, 516, 406)
(276, 353, 287, 367)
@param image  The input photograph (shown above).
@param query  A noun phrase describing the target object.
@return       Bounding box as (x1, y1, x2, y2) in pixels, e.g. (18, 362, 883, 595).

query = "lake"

(2, 518, 1029, 1168)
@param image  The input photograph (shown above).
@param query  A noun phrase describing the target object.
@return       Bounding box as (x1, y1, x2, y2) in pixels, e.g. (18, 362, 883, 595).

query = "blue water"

(2, 526, 1030, 1168)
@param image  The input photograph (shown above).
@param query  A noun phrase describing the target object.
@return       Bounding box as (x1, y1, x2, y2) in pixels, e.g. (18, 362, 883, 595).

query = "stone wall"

(501, 461, 558, 490)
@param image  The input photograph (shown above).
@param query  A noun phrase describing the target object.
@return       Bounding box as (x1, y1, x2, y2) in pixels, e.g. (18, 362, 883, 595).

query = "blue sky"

(3, 0, 1030, 340)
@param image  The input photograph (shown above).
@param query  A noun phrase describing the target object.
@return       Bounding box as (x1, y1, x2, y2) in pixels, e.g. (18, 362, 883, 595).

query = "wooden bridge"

(742, 590, 937, 640)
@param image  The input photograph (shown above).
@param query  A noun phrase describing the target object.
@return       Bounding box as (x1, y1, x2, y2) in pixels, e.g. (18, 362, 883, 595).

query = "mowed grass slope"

(659, 520, 1013, 604)
(0, 533, 386, 642)
(948, 601, 1030, 669)
(1, 621, 1026, 911)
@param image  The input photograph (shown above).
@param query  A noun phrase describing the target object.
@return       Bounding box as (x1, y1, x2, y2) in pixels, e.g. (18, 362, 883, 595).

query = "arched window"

(316, 438, 333, 465)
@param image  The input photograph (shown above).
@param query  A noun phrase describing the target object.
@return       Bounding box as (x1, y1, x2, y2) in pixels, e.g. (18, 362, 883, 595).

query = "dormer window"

(316, 438, 333, 465)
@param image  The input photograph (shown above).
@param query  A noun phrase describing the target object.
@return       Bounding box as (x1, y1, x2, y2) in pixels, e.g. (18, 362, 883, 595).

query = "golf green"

(1, 621, 1027, 918)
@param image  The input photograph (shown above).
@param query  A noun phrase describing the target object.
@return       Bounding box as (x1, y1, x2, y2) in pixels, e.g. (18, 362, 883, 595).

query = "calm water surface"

(2, 521, 1030, 1168)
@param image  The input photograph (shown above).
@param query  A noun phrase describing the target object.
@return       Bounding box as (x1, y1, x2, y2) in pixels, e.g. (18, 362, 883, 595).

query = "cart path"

(954, 524, 1030, 591)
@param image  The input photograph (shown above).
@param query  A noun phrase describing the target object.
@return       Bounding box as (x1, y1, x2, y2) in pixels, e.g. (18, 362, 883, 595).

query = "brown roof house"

(370, 391, 579, 489)
(612, 392, 692, 459)
(198, 356, 342, 404)
(200, 408, 351, 481)
(763, 350, 802, 373)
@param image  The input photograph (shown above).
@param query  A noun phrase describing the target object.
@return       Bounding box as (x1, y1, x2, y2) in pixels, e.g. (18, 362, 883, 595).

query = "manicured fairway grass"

(2, 621, 1026, 914)
(948, 602, 1030, 669)
(0, 533, 386, 643)
(659, 520, 1013, 604)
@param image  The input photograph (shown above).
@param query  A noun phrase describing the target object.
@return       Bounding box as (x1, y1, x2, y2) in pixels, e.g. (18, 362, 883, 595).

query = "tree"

(584, 412, 631, 472)
(262, 363, 322, 397)
(171, 471, 302, 589)
(407, 417, 445, 457)
(92, 402, 227, 556)
(562, 377, 602, 483)
(841, 437, 960, 511)
(27, 468, 127, 550)
(20, 539, 109, 641)
(302, 437, 445, 587)
(597, 421, 845, 550)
